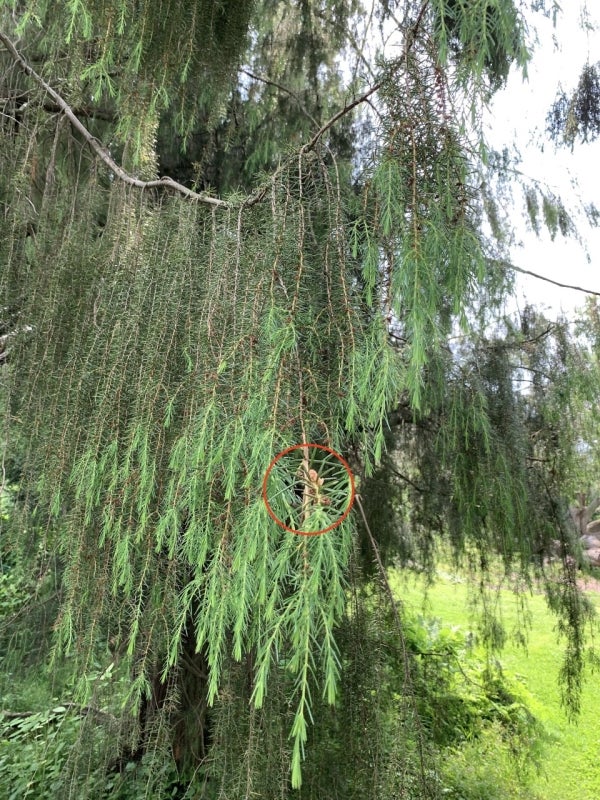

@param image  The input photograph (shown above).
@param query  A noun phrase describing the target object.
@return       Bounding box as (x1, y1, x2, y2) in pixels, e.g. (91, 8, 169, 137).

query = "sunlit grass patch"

(393, 568, 600, 800)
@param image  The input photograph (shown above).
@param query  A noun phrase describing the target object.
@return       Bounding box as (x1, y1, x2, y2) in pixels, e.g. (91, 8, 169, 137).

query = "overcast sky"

(484, 1, 600, 318)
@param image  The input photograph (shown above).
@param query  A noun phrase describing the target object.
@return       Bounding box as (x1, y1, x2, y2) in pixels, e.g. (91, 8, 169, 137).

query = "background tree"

(0, 1, 597, 797)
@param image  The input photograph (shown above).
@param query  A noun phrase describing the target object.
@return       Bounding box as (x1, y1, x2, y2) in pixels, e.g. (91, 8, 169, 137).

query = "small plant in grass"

(402, 614, 547, 772)
(440, 724, 546, 800)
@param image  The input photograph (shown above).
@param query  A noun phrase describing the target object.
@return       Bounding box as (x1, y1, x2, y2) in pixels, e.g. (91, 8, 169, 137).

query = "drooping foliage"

(547, 61, 600, 147)
(432, 0, 530, 90)
(359, 304, 599, 712)
(0, 1, 597, 797)
(7, 0, 256, 167)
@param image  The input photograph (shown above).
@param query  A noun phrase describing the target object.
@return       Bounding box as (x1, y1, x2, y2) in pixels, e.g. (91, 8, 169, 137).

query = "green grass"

(393, 568, 600, 800)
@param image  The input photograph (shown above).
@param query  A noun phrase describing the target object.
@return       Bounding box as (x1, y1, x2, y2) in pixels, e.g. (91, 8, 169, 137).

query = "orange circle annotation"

(262, 443, 356, 536)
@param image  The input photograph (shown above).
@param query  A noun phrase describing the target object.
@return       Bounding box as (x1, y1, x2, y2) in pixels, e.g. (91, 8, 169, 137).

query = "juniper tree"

(0, 1, 596, 798)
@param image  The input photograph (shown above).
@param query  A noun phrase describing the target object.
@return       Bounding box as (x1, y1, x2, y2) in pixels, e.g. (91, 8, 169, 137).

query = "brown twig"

(239, 68, 319, 126)
(490, 257, 600, 298)
(300, 81, 383, 155)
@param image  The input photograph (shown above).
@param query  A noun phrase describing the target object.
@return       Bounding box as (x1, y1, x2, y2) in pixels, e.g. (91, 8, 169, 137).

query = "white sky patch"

(485, 1, 600, 317)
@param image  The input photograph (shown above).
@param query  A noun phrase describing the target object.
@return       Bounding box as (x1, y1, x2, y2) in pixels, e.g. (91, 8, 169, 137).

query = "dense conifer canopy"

(0, 1, 597, 797)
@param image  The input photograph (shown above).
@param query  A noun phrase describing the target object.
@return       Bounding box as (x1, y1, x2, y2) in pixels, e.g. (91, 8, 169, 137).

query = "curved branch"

(0, 29, 228, 208)
(301, 0, 431, 154)
(239, 77, 385, 209)
(300, 81, 383, 155)
(1, 1, 431, 210)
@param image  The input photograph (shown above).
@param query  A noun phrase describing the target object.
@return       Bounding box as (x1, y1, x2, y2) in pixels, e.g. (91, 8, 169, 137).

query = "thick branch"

(0, 29, 227, 208)
(42, 101, 115, 122)
(300, 81, 382, 155)
(244, 2, 432, 208)
(0, 2, 431, 210)
(304, 0, 430, 154)
(387, 464, 426, 493)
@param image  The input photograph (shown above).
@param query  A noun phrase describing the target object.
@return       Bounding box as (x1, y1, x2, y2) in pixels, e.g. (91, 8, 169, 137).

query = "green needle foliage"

(0, 1, 597, 797)
(547, 61, 600, 148)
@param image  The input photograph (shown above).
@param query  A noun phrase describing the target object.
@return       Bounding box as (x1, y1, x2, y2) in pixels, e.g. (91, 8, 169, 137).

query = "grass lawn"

(392, 568, 600, 800)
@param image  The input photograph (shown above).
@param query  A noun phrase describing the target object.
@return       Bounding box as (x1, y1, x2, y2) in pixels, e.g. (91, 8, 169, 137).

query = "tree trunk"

(115, 598, 212, 785)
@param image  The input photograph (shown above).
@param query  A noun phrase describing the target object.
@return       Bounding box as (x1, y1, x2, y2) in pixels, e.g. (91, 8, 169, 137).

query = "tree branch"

(1, 2, 431, 210)
(239, 68, 319, 126)
(42, 101, 115, 122)
(303, 0, 431, 155)
(1, 702, 117, 723)
(490, 257, 600, 298)
(0, 29, 227, 208)
(387, 464, 426, 493)
(300, 81, 383, 155)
